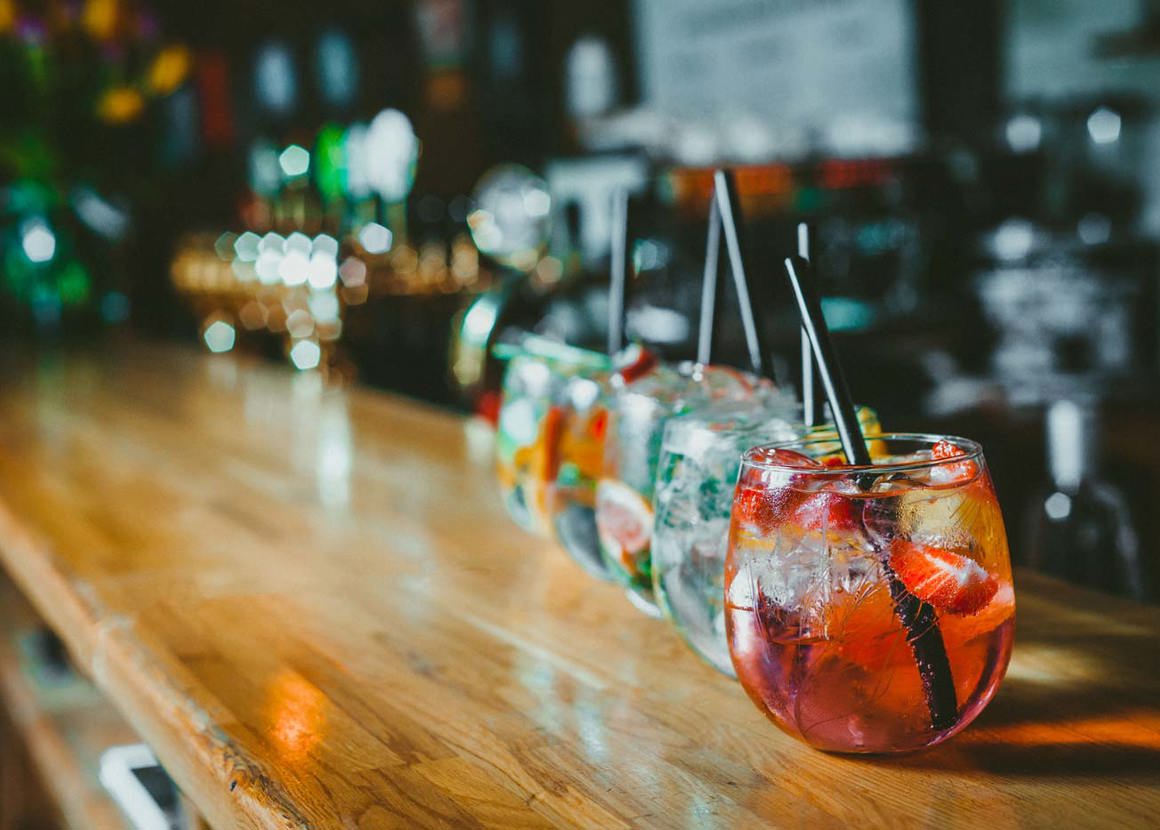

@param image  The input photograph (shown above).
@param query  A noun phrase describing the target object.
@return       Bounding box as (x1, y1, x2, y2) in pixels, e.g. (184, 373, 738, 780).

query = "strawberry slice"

(733, 485, 781, 533)
(889, 539, 998, 615)
(930, 439, 978, 485)
(791, 490, 858, 532)
(734, 485, 857, 533)
(612, 345, 658, 385)
(735, 450, 862, 533)
(595, 479, 653, 575)
(931, 439, 964, 460)
(537, 405, 565, 484)
(589, 408, 608, 441)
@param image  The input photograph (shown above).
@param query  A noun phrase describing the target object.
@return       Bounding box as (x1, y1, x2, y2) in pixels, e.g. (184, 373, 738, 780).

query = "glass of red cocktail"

(725, 433, 1015, 753)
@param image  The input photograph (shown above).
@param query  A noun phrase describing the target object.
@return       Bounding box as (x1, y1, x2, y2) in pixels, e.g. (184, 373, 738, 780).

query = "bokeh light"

(279, 145, 311, 178)
(203, 319, 236, 353)
(357, 222, 392, 254)
(21, 221, 56, 264)
(289, 340, 322, 371)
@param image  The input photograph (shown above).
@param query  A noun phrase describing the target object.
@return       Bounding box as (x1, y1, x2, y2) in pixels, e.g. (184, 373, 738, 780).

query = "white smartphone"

(98, 744, 183, 830)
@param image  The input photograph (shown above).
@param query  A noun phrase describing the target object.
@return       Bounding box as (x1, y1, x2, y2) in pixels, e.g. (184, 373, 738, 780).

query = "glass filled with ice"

(725, 434, 1015, 753)
(653, 403, 882, 675)
(495, 345, 607, 536)
(596, 360, 775, 616)
(545, 371, 613, 579)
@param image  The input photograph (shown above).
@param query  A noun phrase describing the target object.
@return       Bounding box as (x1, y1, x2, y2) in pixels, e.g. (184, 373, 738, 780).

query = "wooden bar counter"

(0, 343, 1156, 829)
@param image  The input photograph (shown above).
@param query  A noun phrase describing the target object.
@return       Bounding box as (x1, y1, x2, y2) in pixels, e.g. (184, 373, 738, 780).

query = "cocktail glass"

(495, 346, 606, 536)
(545, 372, 613, 579)
(653, 404, 881, 675)
(725, 433, 1015, 753)
(596, 361, 775, 616)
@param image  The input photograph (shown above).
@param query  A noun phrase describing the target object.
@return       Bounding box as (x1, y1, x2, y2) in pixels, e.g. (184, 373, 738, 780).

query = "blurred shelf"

(0, 575, 136, 830)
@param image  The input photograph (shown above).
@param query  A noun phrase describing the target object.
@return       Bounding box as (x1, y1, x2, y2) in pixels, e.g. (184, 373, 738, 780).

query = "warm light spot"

(340, 283, 368, 305)
(0, 0, 16, 34)
(982, 711, 1160, 750)
(285, 309, 315, 340)
(238, 301, 268, 331)
(82, 0, 119, 40)
(267, 670, 326, 761)
(148, 45, 192, 95)
(97, 86, 145, 124)
(339, 256, 367, 287)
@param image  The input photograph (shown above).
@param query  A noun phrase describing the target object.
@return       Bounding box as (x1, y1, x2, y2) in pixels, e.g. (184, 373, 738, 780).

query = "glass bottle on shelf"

(1026, 397, 1144, 599)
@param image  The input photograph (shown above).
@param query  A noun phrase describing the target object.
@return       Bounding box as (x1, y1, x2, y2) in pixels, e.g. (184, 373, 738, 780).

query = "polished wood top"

(0, 343, 1156, 829)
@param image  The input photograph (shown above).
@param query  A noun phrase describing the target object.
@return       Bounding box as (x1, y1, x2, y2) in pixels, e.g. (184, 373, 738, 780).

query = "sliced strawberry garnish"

(538, 406, 565, 483)
(929, 439, 978, 485)
(791, 491, 858, 532)
(889, 539, 998, 615)
(733, 485, 779, 533)
(736, 451, 862, 533)
(734, 484, 857, 534)
(613, 346, 657, 385)
(589, 408, 607, 441)
(595, 479, 653, 575)
(931, 439, 964, 460)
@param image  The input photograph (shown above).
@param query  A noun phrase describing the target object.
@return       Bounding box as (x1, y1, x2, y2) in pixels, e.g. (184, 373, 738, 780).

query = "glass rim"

(741, 432, 984, 476)
(663, 404, 805, 442)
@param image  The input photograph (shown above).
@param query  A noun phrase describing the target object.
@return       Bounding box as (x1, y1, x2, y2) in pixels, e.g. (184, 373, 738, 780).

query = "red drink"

(725, 434, 1015, 754)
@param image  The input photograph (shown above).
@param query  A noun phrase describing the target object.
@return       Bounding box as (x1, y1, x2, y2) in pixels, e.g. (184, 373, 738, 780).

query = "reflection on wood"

(0, 344, 1155, 829)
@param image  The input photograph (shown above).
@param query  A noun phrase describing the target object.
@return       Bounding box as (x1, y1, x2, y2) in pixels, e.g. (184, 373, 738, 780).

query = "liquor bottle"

(1026, 398, 1145, 599)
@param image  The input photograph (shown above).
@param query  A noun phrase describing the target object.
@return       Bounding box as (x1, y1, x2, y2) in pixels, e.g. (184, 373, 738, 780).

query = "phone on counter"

(98, 744, 184, 830)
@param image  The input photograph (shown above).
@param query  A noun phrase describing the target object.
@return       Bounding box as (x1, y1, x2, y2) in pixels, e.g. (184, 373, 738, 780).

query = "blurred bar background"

(1, 0, 1157, 601)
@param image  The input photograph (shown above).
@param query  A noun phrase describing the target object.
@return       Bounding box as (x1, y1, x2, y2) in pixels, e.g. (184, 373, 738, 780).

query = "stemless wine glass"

(495, 345, 607, 536)
(652, 399, 805, 673)
(596, 361, 775, 617)
(725, 434, 1015, 754)
(653, 404, 882, 675)
(545, 371, 612, 579)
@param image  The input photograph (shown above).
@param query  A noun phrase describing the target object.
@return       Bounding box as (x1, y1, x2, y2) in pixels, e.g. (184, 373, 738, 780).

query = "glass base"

(625, 588, 662, 618)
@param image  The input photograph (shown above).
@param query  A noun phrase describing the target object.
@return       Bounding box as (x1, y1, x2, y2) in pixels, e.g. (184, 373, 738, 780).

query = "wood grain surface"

(0, 574, 135, 829)
(0, 343, 1156, 829)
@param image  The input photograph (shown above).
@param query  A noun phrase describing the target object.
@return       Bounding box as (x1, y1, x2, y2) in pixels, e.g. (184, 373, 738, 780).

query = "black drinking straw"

(797, 224, 822, 428)
(608, 188, 630, 356)
(783, 255, 869, 465)
(714, 169, 773, 377)
(697, 187, 724, 364)
(783, 254, 958, 731)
